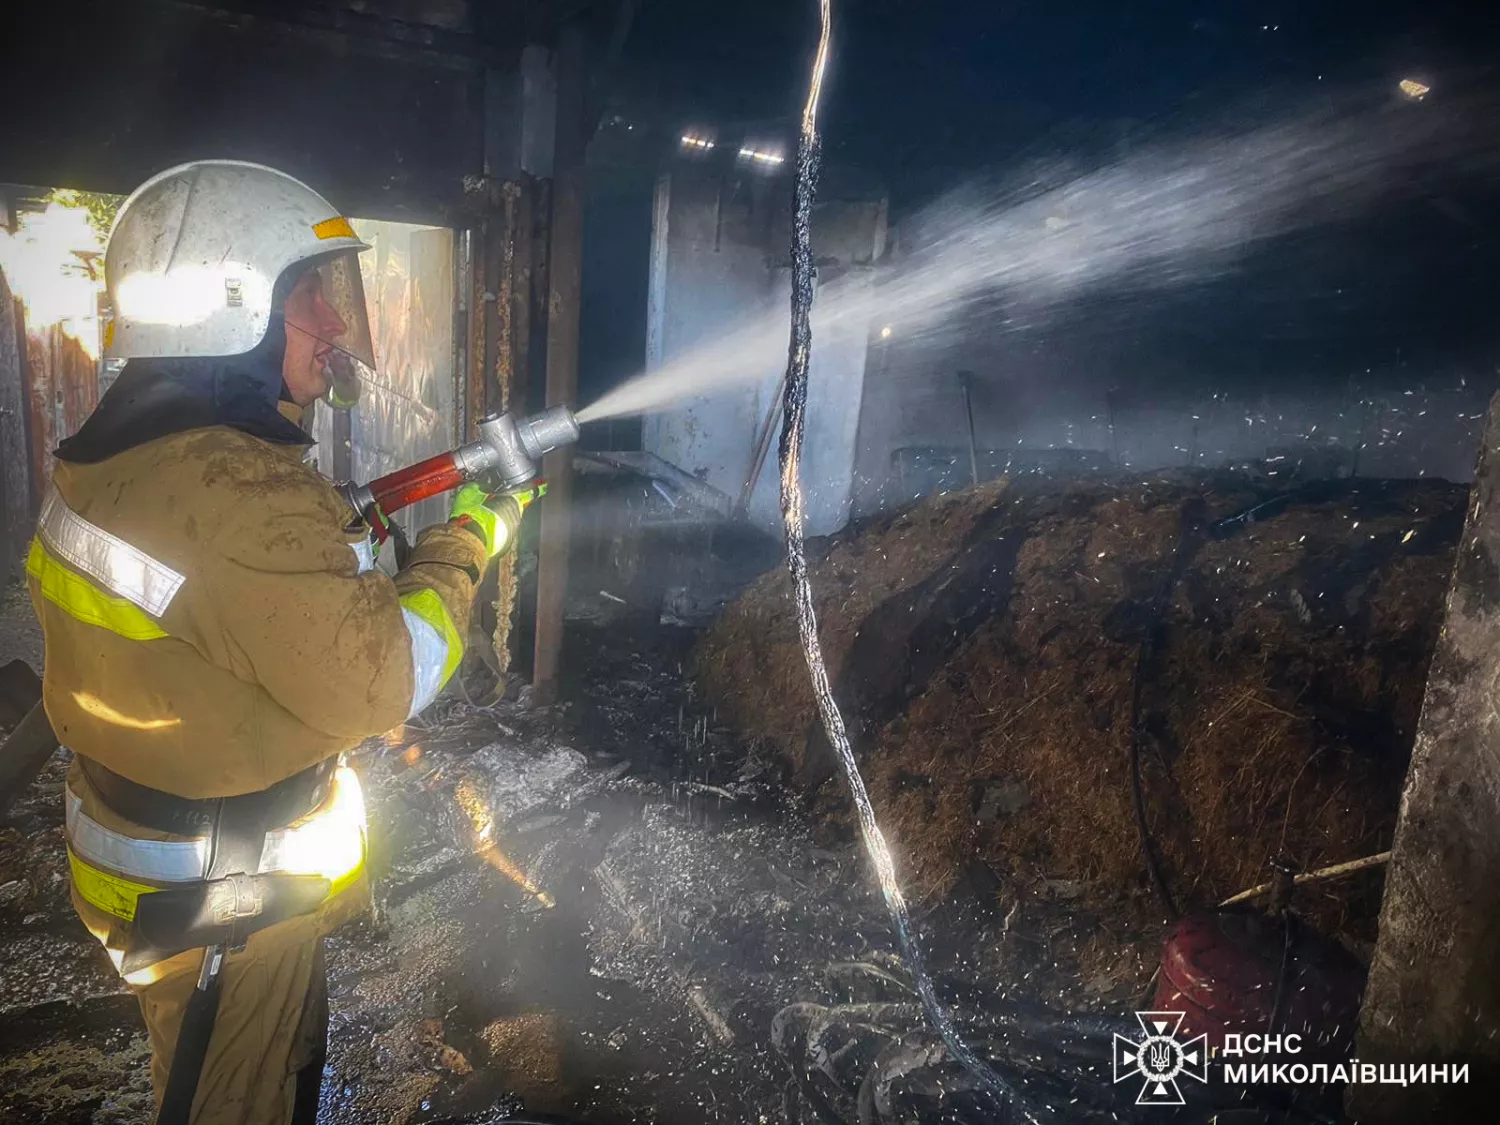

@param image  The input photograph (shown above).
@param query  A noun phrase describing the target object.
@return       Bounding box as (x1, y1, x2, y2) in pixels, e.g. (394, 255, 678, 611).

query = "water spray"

(578, 83, 1499, 426)
(775, 2, 1036, 1118)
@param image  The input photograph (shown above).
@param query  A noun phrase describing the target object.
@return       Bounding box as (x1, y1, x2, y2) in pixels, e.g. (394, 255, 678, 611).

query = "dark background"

(583, 0, 1500, 428)
(2, 1, 1497, 425)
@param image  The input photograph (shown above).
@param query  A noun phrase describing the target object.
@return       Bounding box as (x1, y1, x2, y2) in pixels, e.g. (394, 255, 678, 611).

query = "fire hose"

(339, 405, 581, 539)
(0, 406, 583, 815)
(774, 2, 1034, 1120)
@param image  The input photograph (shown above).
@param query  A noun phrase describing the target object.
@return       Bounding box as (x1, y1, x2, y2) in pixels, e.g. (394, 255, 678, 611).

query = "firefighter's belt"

(120, 871, 330, 976)
(78, 756, 334, 838)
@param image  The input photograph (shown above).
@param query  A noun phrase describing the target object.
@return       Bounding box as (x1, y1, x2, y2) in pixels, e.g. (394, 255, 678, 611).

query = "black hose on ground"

(1125, 499, 1207, 917)
(773, 3, 1034, 1119)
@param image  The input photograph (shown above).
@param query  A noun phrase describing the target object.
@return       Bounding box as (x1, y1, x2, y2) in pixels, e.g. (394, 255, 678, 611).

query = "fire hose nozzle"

(347, 405, 582, 533)
(468, 405, 581, 490)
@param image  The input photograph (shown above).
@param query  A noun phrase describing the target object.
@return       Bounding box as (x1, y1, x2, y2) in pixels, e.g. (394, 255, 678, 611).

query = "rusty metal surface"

(533, 23, 587, 705)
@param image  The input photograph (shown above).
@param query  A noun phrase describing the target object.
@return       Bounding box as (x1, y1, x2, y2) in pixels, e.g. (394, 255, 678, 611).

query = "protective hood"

(56, 315, 311, 464)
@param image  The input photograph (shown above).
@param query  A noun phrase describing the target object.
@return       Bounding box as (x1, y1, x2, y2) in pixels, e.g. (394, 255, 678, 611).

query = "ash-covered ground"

(0, 579, 1333, 1124)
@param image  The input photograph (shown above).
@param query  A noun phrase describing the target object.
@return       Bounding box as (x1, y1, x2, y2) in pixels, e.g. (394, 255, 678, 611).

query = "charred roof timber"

(0, 0, 611, 222)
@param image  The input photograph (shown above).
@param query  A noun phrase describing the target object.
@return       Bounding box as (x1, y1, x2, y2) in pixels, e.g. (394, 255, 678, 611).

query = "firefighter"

(27, 160, 534, 1125)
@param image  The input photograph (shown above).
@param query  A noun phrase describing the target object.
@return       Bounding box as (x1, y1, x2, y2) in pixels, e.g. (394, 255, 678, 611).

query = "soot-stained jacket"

(28, 322, 487, 797)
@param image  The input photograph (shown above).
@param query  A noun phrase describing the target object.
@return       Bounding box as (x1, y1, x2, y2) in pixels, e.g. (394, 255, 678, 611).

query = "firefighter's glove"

(449, 482, 534, 559)
(510, 479, 548, 512)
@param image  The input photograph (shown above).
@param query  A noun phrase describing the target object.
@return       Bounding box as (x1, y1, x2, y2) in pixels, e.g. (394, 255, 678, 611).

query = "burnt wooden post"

(532, 20, 587, 705)
(1353, 389, 1500, 1116)
(465, 45, 556, 679)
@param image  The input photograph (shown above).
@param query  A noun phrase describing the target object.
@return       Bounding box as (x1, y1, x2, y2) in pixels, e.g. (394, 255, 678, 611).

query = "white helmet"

(105, 160, 375, 367)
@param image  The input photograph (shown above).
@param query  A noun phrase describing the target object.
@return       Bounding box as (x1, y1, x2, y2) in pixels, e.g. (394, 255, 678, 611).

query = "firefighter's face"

(281, 269, 348, 406)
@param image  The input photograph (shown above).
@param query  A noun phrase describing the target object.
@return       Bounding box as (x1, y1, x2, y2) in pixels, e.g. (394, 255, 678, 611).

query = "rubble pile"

(696, 473, 1467, 937)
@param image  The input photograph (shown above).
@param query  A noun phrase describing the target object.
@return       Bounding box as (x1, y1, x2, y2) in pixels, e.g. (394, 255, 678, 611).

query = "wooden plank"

(0, 270, 32, 584)
(508, 176, 535, 421)
(24, 324, 99, 505)
(1354, 388, 1500, 1116)
(0, 702, 59, 820)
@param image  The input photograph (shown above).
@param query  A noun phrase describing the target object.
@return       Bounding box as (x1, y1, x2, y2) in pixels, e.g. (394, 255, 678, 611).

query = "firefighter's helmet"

(104, 160, 374, 369)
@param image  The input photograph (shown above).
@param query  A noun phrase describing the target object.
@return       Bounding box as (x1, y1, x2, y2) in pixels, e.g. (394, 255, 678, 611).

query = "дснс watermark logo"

(1112, 1011, 1210, 1106)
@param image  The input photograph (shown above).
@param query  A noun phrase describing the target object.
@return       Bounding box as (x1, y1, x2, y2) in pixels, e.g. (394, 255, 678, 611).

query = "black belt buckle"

(120, 871, 330, 977)
(212, 872, 265, 927)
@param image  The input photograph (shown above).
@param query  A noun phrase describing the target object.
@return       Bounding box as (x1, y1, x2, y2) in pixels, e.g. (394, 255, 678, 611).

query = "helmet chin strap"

(283, 321, 363, 370)
(285, 319, 362, 409)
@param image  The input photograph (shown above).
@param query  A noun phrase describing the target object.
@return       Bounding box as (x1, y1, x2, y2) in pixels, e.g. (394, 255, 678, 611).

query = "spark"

(477, 842, 556, 909)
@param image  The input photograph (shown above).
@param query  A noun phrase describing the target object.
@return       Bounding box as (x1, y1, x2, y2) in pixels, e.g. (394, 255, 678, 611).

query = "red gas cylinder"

(1153, 909, 1365, 1060)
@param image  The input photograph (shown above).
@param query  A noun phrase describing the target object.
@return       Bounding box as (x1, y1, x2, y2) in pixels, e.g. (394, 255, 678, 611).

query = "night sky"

(616, 1, 1497, 195)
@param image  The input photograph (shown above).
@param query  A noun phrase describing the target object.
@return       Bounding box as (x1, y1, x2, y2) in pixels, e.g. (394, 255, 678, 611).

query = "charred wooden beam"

(532, 20, 587, 705)
(1353, 389, 1500, 1117)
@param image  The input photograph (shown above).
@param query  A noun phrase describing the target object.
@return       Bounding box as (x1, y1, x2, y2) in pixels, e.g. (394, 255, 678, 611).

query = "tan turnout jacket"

(30, 425, 487, 797)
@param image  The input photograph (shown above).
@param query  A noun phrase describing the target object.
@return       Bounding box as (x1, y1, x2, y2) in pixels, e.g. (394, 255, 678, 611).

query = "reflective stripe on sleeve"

(349, 537, 376, 574)
(37, 487, 185, 617)
(28, 539, 170, 641)
(398, 588, 463, 716)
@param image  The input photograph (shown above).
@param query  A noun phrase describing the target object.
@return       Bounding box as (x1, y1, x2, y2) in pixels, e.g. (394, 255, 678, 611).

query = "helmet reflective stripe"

(105, 160, 371, 362)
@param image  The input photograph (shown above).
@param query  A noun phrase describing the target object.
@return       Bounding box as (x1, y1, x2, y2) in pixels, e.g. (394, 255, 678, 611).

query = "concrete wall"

(642, 167, 886, 537)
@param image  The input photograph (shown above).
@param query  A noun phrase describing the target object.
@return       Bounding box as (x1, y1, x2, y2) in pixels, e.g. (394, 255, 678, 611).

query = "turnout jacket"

(29, 424, 486, 798)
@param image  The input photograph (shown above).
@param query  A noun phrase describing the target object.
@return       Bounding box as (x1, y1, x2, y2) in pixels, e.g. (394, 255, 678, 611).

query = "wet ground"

(0, 582, 1183, 1124)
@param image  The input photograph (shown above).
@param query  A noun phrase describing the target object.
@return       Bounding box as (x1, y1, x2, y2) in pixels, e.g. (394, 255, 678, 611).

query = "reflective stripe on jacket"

(65, 765, 368, 924)
(29, 425, 489, 798)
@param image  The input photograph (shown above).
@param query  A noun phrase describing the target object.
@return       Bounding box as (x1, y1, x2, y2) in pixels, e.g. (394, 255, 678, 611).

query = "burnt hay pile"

(694, 473, 1466, 938)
